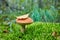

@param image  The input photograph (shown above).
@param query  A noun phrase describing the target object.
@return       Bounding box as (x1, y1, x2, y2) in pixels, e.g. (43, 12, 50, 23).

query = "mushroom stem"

(20, 24, 25, 33)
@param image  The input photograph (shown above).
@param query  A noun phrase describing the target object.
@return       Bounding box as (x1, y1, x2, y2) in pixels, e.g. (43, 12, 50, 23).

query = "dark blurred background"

(0, 0, 60, 23)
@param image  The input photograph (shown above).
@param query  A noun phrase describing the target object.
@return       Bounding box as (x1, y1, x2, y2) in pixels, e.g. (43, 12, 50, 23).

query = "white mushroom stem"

(20, 24, 26, 33)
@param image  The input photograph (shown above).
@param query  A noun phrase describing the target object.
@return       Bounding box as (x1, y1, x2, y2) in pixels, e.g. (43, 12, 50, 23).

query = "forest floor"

(0, 22, 60, 40)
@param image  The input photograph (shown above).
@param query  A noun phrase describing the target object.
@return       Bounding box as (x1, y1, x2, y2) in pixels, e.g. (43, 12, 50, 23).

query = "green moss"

(0, 22, 60, 40)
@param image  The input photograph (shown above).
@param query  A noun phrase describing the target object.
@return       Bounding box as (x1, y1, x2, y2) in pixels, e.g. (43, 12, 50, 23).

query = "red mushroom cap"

(16, 17, 33, 24)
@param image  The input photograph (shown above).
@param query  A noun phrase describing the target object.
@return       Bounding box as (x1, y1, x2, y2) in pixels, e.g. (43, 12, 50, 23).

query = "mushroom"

(16, 14, 33, 33)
